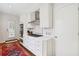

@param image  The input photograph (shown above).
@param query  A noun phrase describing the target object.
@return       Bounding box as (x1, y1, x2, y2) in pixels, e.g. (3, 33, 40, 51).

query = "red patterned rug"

(0, 40, 34, 56)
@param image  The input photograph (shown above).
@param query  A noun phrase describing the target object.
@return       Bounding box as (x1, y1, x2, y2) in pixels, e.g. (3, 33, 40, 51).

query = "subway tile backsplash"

(31, 26, 53, 36)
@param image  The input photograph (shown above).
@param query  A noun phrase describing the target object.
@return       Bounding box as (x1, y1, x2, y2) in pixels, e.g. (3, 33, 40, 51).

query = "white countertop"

(24, 34, 54, 40)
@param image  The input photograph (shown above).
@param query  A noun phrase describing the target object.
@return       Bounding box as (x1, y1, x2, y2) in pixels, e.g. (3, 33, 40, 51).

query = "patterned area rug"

(0, 40, 33, 56)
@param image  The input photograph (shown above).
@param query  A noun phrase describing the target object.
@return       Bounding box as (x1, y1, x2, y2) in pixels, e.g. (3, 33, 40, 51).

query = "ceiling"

(0, 3, 41, 16)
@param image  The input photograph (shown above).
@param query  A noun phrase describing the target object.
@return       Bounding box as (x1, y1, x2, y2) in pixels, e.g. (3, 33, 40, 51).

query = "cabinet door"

(23, 37, 28, 48)
(34, 40, 42, 56)
(53, 4, 78, 56)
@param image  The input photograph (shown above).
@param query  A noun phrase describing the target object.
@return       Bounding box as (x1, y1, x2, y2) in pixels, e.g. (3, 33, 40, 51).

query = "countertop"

(24, 34, 54, 40)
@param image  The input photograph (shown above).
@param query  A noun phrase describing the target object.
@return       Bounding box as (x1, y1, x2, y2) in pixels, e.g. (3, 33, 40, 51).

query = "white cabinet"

(23, 36, 55, 56)
(40, 4, 53, 28)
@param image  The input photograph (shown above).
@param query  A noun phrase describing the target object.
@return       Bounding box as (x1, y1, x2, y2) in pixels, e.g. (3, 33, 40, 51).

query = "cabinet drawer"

(34, 48, 42, 56)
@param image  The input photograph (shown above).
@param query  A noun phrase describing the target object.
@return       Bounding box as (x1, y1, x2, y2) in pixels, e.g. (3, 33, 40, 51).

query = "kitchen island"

(23, 35, 55, 56)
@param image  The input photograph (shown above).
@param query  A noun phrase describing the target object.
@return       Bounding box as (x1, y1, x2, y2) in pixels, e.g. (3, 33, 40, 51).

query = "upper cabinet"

(40, 4, 53, 28)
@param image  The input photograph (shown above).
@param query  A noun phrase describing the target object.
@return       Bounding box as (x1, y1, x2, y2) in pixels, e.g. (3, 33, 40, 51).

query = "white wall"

(20, 3, 54, 36)
(0, 12, 20, 42)
(53, 3, 78, 56)
(40, 3, 53, 28)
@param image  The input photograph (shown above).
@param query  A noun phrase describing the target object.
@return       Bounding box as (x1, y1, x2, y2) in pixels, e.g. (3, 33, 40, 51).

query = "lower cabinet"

(23, 36, 55, 56)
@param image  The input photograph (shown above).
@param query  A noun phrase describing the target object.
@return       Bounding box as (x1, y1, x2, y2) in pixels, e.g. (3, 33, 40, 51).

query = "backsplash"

(42, 28, 53, 35)
(28, 26, 53, 36)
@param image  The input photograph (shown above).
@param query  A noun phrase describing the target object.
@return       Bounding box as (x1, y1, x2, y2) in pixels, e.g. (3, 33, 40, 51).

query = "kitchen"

(20, 3, 79, 56)
(20, 3, 55, 56)
(0, 3, 78, 56)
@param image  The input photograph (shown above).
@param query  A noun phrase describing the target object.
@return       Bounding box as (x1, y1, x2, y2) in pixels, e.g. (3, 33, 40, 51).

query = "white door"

(53, 4, 78, 56)
(8, 22, 15, 38)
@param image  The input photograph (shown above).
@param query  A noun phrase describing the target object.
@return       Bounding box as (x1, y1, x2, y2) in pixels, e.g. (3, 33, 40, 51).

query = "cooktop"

(29, 34, 43, 37)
